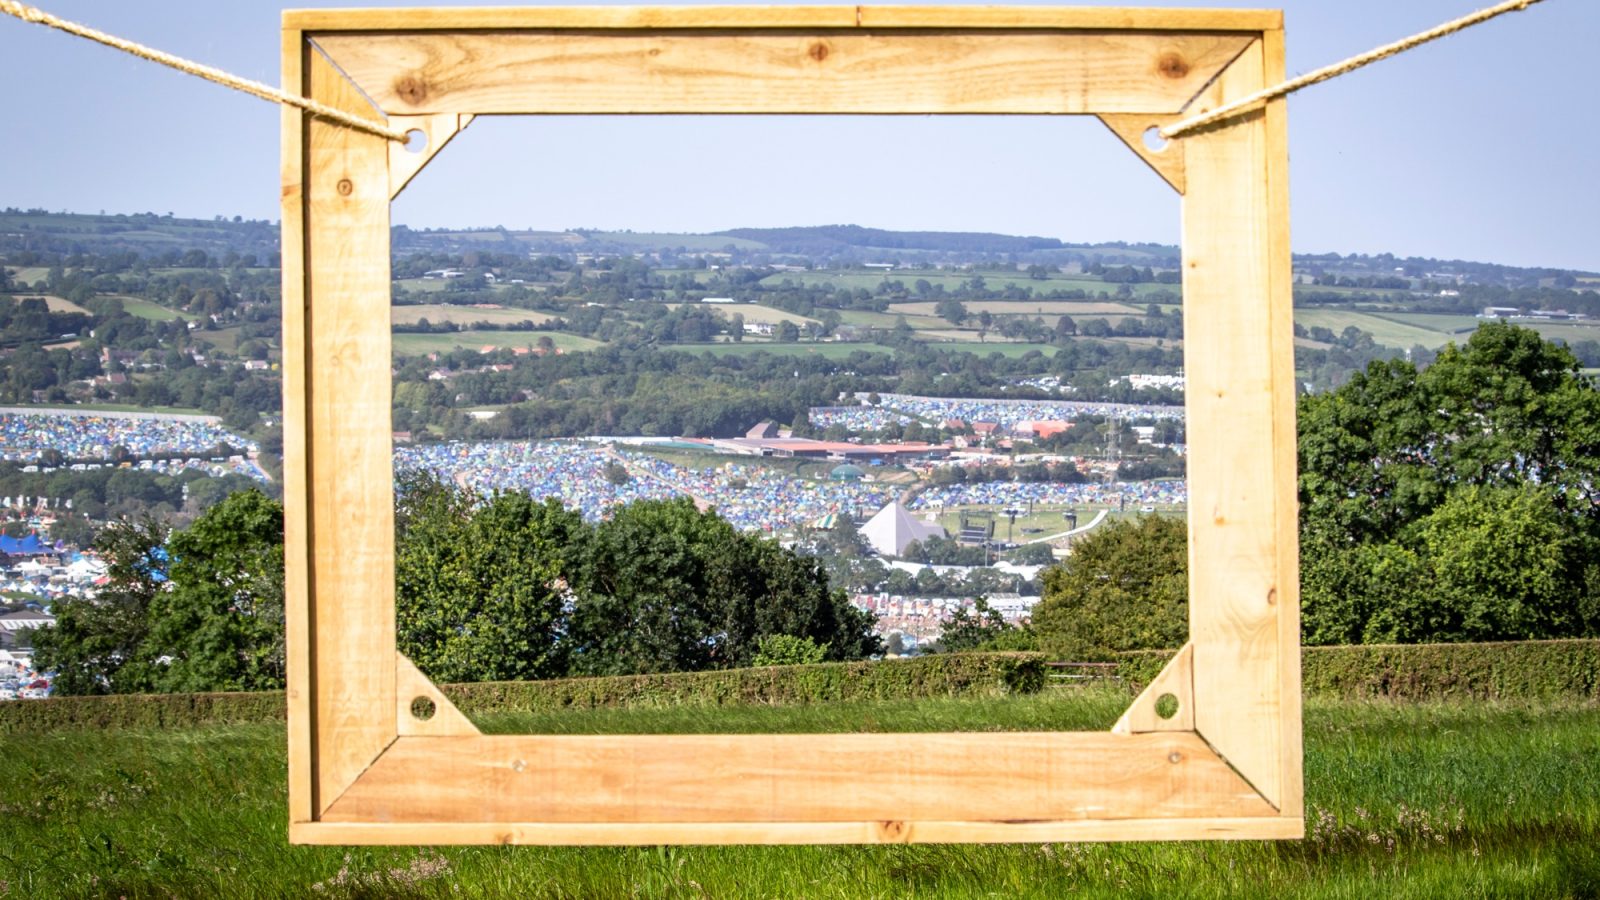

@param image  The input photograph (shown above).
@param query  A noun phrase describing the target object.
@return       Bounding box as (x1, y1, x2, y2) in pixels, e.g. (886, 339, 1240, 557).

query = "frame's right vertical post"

(1262, 24, 1304, 827)
(1179, 26, 1302, 822)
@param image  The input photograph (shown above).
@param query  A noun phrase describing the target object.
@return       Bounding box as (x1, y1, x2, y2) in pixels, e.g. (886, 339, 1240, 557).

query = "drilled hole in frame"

(1142, 125, 1169, 154)
(1154, 692, 1180, 720)
(410, 696, 437, 721)
(403, 128, 429, 154)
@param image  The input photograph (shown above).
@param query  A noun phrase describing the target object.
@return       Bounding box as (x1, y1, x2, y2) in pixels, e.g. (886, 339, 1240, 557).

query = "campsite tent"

(0, 534, 49, 556)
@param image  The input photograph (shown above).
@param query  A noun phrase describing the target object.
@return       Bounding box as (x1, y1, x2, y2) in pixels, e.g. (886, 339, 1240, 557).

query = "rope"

(0, 0, 408, 142)
(1161, 0, 1546, 140)
(0, 0, 1548, 144)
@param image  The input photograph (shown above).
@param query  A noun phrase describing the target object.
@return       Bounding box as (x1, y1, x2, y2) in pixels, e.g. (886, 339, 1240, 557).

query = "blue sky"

(2, 1, 1595, 270)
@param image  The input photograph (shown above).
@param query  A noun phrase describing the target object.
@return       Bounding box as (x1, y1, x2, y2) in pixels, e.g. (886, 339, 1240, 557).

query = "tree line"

(1014, 323, 1600, 657)
(35, 476, 878, 695)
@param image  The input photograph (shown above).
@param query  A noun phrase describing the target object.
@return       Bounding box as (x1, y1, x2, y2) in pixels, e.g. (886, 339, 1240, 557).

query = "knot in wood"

(808, 41, 830, 62)
(394, 74, 429, 105)
(336, 179, 354, 197)
(1157, 52, 1190, 79)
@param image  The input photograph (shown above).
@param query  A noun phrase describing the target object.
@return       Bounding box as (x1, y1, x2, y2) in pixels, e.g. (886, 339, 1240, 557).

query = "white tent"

(861, 500, 947, 557)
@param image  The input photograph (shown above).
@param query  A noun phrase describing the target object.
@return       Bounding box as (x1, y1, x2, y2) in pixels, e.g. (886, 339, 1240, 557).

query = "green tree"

(934, 296, 969, 326)
(568, 498, 878, 675)
(394, 472, 578, 683)
(937, 597, 1012, 652)
(1298, 324, 1600, 643)
(1032, 515, 1187, 658)
(751, 633, 827, 666)
(32, 515, 169, 695)
(146, 490, 285, 692)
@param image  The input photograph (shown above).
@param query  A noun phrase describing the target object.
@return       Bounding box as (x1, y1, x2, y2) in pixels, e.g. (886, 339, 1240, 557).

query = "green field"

(5, 266, 52, 287)
(391, 330, 603, 355)
(586, 231, 768, 251)
(928, 503, 1176, 542)
(927, 340, 1062, 358)
(1520, 321, 1600, 345)
(0, 402, 210, 417)
(673, 340, 902, 359)
(391, 303, 553, 326)
(2, 690, 1596, 898)
(1371, 311, 1481, 333)
(1293, 309, 1463, 350)
(890, 300, 1142, 318)
(394, 277, 513, 294)
(108, 295, 184, 321)
(763, 270, 1177, 299)
(664, 302, 818, 325)
(193, 325, 245, 351)
(836, 309, 947, 330)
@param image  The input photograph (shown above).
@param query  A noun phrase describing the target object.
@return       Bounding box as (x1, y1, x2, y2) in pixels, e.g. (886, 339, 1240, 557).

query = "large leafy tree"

(32, 515, 169, 695)
(1299, 323, 1600, 644)
(395, 472, 577, 683)
(1031, 515, 1187, 658)
(567, 497, 878, 675)
(147, 489, 285, 692)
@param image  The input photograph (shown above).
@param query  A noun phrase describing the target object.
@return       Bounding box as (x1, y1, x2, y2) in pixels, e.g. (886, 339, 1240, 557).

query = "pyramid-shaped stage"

(860, 500, 947, 557)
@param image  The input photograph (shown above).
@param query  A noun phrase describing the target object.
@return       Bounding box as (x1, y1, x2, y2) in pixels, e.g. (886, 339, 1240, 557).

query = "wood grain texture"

(388, 113, 473, 200)
(323, 732, 1273, 824)
(301, 51, 399, 816)
(293, 814, 1304, 846)
(1113, 642, 1193, 734)
(280, 25, 312, 826)
(312, 31, 1255, 115)
(286, 6, 1282, 32)
(1098, 112, 1191, 193)
(1178, 41, 1292, 811)
(396, 653, 479, 737)
(1261, 24, 1304, 823)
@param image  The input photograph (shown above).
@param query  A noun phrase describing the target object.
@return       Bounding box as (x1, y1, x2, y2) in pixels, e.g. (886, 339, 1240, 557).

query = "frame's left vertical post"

(283, 22, 400, 830)
(280, 20, 313, 829)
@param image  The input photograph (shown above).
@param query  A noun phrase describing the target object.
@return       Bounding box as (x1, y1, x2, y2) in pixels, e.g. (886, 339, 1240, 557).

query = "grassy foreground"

(1, 689, 1596, 899)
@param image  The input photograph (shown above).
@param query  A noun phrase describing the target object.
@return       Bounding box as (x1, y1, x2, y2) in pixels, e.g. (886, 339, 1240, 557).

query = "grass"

(889, 300, 1143, 318)
(390, 330, 604, 356)
(928, 503, 1168, 541)
(664, 302, 818, 326)
(835, 309, 947, 330)
(1292, 309, 1459, 350)
(763, 271, 1176, 299)
(928, 340, 1062, 358)
(672, 341, 902, 359)
(390, 304, 553, 327)
(0, 402, 210, 417)
(108, 295, 183, 321)
(1370, 312, 1482, 334)
(1519, 321, 1600, 345)
(1, 690, 1596, 898)
(394, 277, 513, 295)
(5, 266, 52, 287)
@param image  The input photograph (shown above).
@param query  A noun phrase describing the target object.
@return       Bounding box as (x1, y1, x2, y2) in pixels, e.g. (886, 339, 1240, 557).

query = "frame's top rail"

(283, 5, 1282, 33)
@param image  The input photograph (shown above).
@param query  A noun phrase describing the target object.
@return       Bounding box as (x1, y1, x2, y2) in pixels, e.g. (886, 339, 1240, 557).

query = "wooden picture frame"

(281, 5, 1301, 845)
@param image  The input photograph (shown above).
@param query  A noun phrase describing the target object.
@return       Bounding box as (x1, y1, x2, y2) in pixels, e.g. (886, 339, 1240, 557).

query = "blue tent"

(0, 534, 48, 556)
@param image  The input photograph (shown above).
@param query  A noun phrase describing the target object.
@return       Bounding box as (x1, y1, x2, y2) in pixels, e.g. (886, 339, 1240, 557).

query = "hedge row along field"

(4, 640, 1597, 734)
(1116, 638, 1600, 702)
